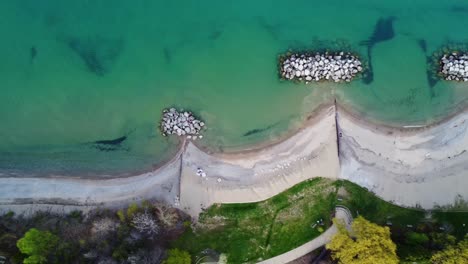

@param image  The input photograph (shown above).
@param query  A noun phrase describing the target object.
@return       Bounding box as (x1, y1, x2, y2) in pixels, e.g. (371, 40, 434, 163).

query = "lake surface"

(1, 0, 468, 177)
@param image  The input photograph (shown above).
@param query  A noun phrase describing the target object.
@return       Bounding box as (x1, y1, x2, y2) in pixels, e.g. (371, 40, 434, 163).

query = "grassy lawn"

(335, 180, 425, 228)
(174, 178, 467, 263)
(173, 177, 337, 263)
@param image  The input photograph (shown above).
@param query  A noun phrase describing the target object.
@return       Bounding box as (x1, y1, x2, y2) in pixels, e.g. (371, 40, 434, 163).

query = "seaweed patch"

(30, 46, 37, 63)
(243, 122, 279, 137)
(88, 129, 134, 152)
(92, 135, 128, 152)
(418, 39, 427, 53)
(360, 17, 396, 84)
(163, 47, 172, 64)
(66, 36, 124, 76)
(417, 39, 437, 96)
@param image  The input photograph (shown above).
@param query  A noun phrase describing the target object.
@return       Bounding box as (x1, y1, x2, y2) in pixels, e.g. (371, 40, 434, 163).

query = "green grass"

(174, 179, 467, 263)
(173, 177, 337, 263)
(335, 180, 425, 228)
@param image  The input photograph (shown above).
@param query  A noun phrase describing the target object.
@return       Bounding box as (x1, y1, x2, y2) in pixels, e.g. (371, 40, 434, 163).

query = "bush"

(163, 249, 191, 264)
(117, 210, 126, 222)
(127, 204, 140, 219)
(406, 232, 429, 245)
(16, 228, 59, 264)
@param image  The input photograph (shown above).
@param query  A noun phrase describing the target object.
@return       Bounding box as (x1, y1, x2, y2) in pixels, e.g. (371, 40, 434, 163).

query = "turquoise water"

(1, 0, 468, 177)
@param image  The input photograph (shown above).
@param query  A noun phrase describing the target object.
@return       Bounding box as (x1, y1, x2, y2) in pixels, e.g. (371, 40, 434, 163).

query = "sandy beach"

(1, 102, 468, 216)
(338, 105, 468, 209)
(0, 147, 182, 215)
(179, 104, 339, 216)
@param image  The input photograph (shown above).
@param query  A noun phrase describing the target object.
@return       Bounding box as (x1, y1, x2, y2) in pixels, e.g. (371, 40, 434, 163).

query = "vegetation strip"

(1, 178, 466, 263)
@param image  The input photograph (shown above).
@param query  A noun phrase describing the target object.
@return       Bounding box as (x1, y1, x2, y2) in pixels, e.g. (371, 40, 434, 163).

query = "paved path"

(258, 207, 352, 264)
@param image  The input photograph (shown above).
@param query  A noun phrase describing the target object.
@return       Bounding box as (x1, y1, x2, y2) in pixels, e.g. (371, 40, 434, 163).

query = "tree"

(431, 237, 468, 264)
(91, 217, 120, 238)
(163, 249, 191, 264)
(16, 228, 59, 264)
(155, 203, 179, 228)
(131, 211, 159, 236)
(326, 216, 398, 264)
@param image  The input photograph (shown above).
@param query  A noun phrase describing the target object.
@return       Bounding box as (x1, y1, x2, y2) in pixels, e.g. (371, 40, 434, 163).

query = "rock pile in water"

(279, 52, 363, 83)
(160, 108, 204, 139)
(440, 53, 468, 81)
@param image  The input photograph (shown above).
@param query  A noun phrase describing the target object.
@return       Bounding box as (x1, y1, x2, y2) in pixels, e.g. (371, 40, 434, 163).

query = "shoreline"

(2, 98, 468, 180)
(1, 101, 468, 215)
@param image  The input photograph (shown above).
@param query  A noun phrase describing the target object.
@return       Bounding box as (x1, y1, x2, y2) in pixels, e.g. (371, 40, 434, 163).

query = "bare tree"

(154, 203, 179, 228)
(91, 217, 119, 238)
(131, 211, 159, 236)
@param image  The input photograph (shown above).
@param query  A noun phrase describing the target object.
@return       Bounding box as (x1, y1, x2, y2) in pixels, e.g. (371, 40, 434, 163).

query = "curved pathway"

(258, 206, 353, 264)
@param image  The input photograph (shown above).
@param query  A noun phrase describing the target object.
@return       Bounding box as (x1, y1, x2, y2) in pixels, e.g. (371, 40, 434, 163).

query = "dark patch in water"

(30, 46, 37, 63)
(256, 16, 280, 40)
(426, 55, 438, 97)
(450, 5, 468, 13)
(360, 17, 396, 84)
(243, 128, 264, 137)
(88, 129, 134, 152)
(92, 135, 128, 152)
(359, 17, 396, 46)
(417, 39, 437, 96)
(94, 135, 127, 145)
(209, 30, 223, 40)
(417, 39, 427, 53)
(66, 36, 123, 76)
(243, 122, 278, 137)
(163, 47, 172, 64)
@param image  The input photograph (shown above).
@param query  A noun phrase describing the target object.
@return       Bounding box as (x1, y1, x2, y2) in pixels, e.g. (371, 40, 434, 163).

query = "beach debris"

(279, 51, 363, 83)
(160, 108, 205, 138)
(196, 167, 207, 178)
(439, 52, 468, 81)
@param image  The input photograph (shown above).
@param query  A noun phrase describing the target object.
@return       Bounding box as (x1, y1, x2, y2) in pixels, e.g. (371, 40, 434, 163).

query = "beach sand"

(0, 147, 182, 215)
(338, 105, 468, 209)
(179, 105, 339, 216)
(1, 103, 468, 216)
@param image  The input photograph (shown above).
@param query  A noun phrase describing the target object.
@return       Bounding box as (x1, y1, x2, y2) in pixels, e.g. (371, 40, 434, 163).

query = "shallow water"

(1, 0, 468, 176)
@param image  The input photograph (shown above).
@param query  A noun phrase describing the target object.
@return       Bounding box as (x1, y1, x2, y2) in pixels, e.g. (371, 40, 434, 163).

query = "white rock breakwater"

(280, 52, 363, 83)
(440, 53, 468, 81)
(160, 108, 204, 139)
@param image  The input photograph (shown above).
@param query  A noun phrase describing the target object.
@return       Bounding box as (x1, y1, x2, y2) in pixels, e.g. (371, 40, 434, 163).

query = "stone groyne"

(279, 52, 363, 83)
(440, 53, 468, 81)
(160, 108, 205, 139)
